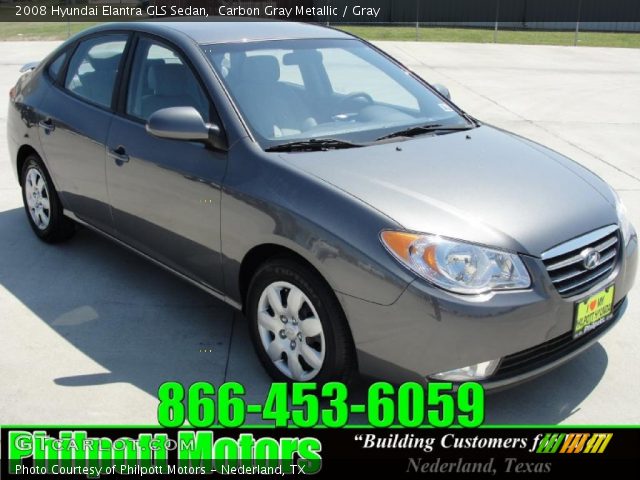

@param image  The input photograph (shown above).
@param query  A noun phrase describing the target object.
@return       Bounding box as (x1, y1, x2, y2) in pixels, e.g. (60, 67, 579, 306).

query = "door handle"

(38, 118, 55, 134)
(108, 146, 130, 165)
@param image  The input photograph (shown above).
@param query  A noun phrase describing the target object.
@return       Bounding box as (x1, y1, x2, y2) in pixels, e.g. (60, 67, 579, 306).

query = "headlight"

(381, 231, 531, 294)
(614, 191, 633, 244)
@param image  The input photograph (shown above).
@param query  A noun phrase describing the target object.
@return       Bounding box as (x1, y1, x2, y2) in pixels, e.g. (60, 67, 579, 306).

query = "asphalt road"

(1, 40, 638, 425)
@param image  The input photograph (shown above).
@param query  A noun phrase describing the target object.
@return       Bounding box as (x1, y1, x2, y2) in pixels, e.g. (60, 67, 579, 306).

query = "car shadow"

(0, 207, 239, 399)
(0, 207, 609, 425)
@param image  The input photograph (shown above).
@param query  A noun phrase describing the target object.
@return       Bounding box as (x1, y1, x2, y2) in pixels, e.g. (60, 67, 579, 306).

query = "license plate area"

(573, 284, 615, 339)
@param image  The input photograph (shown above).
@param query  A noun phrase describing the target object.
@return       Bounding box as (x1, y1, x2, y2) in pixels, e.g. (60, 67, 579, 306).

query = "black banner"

(1, 0, 640, 23)
(2, 426, 638, 477)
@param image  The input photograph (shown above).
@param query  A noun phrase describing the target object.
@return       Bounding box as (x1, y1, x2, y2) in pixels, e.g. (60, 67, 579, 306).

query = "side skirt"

(63, 209, 242, 311)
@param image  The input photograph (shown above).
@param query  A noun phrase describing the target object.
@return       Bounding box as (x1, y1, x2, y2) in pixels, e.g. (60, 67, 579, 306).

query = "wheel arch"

(238, 243, 336, 313)
(16, 144, 40, 186)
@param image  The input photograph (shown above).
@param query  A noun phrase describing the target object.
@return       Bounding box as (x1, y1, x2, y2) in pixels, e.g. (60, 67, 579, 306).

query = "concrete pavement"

(0, 40, 638, 425)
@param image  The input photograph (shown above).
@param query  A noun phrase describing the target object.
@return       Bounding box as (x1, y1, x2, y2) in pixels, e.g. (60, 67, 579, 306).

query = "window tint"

(64, 35, 127, 108)
(47, 51, 67, 81)
(322, 48, 419, 111)
(126, 39, 209, 121)
(203, 39, 468, 148)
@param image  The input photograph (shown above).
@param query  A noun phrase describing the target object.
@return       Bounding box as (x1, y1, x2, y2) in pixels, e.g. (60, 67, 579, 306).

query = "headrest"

(148, 63, 188, 96)
(242, 56, 280, 84)
(88, 54, 120, 72)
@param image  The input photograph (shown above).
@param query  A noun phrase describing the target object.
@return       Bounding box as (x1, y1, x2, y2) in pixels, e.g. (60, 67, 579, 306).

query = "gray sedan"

(7, 21, 637, 387)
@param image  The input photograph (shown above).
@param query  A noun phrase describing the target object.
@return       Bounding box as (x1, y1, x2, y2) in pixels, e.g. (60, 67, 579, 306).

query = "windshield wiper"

(376, 123, 474, 141)
(265, 138, 364, 152)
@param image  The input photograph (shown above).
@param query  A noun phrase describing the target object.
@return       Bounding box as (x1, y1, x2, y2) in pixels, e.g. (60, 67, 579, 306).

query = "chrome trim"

(551, 267, 585, 284)
(545, 252, 582, 271)
(556, 264, 614, 294)
(546, 236, 618, 271)
(541, 225, 619, 260)
(597, 248, 617, 265)
(594, 236, 619, 252)
(63, 209, 242, 310)
(551, 252, 615, 284)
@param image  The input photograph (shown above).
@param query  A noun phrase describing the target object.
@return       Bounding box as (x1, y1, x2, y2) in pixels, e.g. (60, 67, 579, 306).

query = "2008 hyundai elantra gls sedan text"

(7, 22, 637, 387)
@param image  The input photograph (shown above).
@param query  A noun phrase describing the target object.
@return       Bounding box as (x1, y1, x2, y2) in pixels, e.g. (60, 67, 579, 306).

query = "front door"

(105, 37, 227, 291)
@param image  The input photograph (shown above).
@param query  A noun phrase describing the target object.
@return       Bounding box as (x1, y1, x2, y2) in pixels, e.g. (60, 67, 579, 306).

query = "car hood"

(283, 126, 617, 257)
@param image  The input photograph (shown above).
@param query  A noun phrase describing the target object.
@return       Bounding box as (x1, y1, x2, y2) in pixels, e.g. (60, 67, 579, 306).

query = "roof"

(104, 20, 353, 45)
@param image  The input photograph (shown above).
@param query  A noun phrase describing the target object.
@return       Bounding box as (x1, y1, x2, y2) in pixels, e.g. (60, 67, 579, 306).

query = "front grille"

(542, 226, 620, 298)
(493, 298, 624, 379)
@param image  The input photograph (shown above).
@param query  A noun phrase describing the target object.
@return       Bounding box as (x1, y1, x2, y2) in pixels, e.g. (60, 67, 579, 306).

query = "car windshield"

(201, 38, 472, 149)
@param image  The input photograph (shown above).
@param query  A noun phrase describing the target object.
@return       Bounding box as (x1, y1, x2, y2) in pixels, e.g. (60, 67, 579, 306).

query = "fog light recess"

(430, 359, 501, 381)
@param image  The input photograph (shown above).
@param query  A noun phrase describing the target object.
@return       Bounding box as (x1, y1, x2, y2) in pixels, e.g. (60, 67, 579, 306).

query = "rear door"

(37, 33, 129, 233)
(105, 36, 227, 291)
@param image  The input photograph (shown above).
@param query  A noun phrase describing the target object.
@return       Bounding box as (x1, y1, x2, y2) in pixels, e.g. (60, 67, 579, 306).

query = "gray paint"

(106, 113, 228, 292)
(287, 125, 619, 257)
(344, 240, 637, 382)
(7, 21, 637, 386)
(38, 84, 117, 233)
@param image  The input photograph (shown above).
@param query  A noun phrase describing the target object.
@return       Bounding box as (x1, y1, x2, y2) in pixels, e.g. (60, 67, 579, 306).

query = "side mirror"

(146, 106, 227, 150)
(433, 83, 451, 101)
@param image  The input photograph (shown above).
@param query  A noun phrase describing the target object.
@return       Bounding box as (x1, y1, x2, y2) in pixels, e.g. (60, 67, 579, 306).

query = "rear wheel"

(21, 154, 75, 243)
(247, 258, 356, 383)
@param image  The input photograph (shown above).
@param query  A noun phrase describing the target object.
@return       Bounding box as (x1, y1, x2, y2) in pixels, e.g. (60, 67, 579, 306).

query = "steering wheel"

(338, 92, 374, 107)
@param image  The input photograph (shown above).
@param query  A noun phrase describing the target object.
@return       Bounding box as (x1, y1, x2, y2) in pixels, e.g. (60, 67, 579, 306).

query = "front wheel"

(247, 258, 356, 383)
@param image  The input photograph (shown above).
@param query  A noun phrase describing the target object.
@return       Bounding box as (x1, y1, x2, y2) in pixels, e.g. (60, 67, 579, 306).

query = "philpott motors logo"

(532, 433, 612, 454)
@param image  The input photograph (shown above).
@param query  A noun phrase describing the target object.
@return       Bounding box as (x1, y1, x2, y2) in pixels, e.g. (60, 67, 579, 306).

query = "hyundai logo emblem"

(581, 248, 601, 270)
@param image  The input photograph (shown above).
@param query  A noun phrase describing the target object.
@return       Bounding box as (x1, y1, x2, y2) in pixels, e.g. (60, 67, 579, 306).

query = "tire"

(21, 154, 75, 243)
(247, 258, 356, 383)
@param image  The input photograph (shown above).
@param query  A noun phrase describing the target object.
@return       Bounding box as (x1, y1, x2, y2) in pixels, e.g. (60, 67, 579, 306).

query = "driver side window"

(64, 35, 128, 108)
(126, 39, 210, 122)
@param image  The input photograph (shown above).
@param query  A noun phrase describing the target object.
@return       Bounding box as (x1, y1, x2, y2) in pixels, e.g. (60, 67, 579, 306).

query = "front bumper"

(339, 234, 637, 388)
